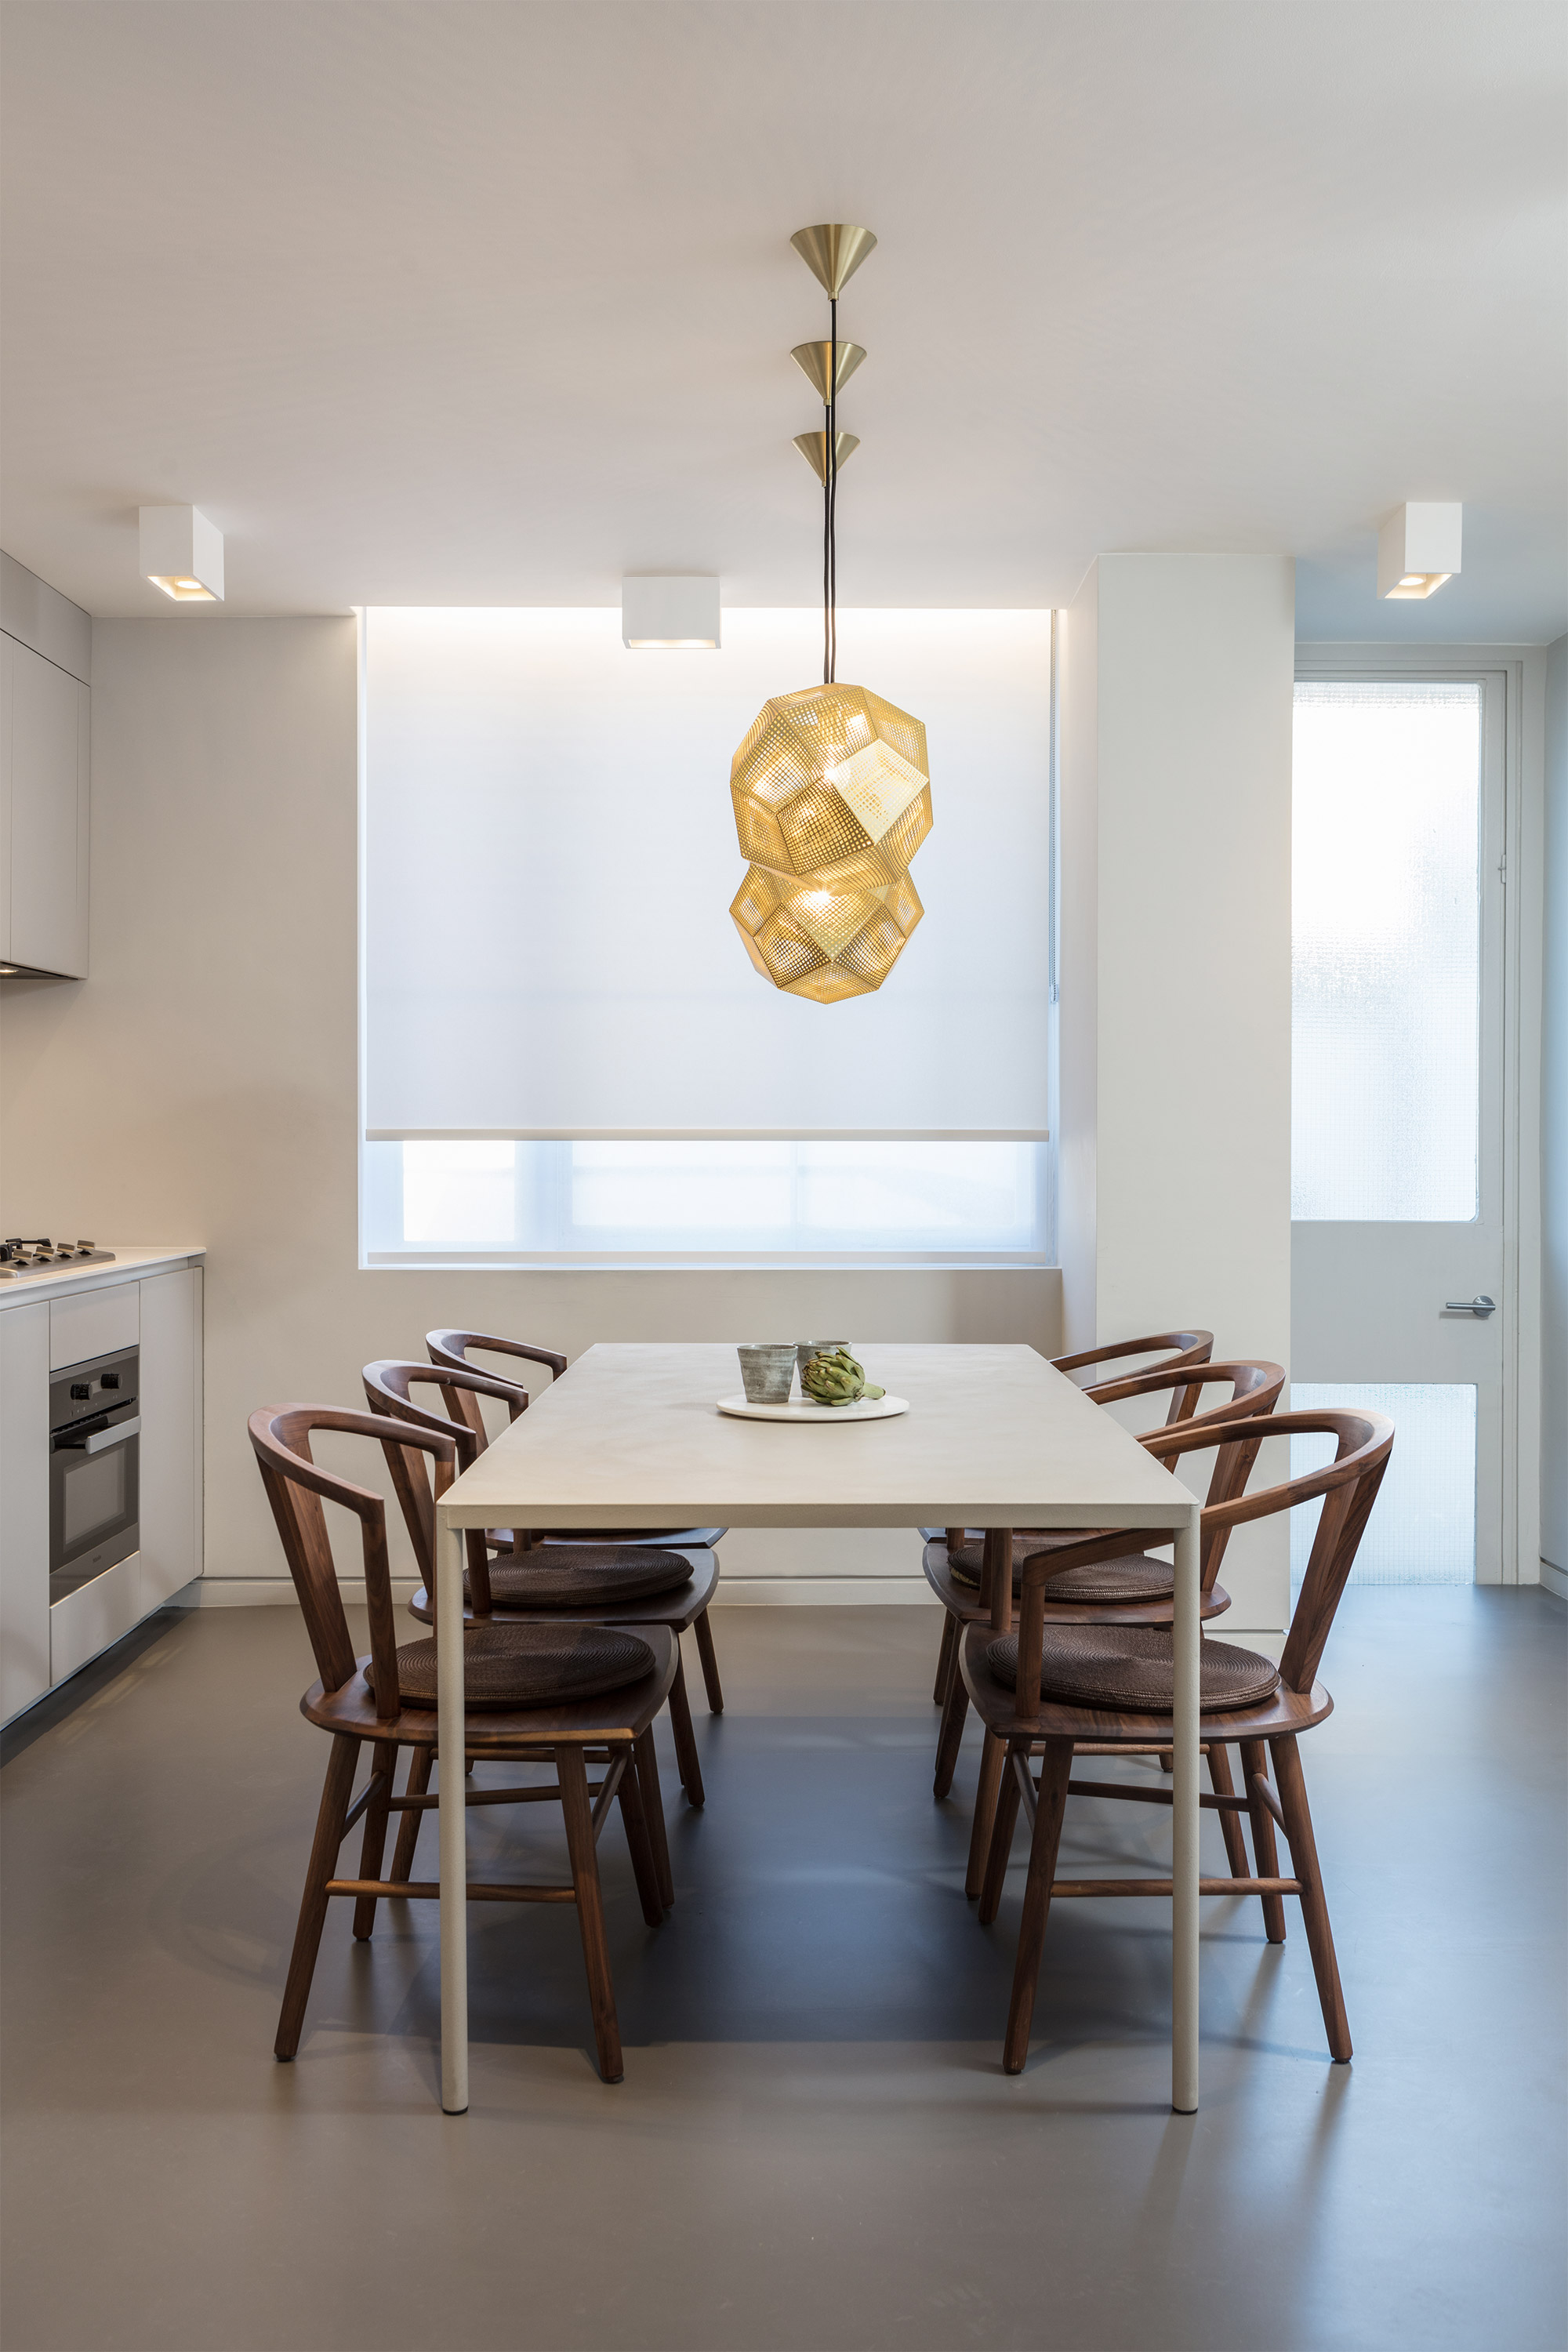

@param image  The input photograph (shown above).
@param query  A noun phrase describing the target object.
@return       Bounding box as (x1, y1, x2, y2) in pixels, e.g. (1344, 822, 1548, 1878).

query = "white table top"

(437, 1342, 1199, 1531)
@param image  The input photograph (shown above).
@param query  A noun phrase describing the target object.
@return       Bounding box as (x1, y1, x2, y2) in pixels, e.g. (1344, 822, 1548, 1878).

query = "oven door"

(49, 1407, 140, 1597)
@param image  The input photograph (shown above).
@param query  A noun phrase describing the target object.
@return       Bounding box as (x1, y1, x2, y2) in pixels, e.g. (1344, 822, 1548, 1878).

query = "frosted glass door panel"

(1289, 1383, 1475, 1588)
(1292, 684, 1481, 1221)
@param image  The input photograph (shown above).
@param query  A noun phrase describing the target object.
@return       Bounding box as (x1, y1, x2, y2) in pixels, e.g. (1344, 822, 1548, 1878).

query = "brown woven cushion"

(365, 1622, 657, 1711)
(947, 1530, 1117, 1593)
(1038, 1555, 1175, 1604)
(473, 1544, 694, 1610)
(985, 1625, 1279, 1714)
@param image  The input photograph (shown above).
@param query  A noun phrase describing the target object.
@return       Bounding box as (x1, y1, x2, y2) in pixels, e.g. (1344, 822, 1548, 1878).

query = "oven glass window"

(62, 1449, 128, 1549)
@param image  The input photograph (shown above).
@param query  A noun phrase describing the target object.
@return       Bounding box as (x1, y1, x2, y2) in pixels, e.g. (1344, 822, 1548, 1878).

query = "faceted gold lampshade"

(730, 862, 924, 1003)
(731, 683, 931, 882)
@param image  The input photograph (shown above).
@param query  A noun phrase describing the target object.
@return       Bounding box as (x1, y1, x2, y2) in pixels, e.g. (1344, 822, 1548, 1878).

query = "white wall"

(1544, 632, 1567, 1588)
(0, 619, 1060, 1604)
(1058, 555, 1295, 1627)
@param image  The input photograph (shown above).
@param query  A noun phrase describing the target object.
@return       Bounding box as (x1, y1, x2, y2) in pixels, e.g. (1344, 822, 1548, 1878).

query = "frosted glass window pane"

(363, 1138, 1044, 1261)
(1292, 683, 1480, 1220)
(1289, 1383, 1475, 1588)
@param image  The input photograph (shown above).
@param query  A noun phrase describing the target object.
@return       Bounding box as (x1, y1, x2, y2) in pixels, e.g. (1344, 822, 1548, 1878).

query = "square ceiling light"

(1377, 503, 1461, 600)
(140, 505, 224, 601)
(622, 575, 720, 648)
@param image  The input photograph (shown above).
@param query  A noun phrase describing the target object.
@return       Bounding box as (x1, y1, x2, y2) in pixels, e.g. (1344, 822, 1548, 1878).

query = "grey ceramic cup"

(737, 1344, 798, 1404)
(796, 1342, 850, 1381)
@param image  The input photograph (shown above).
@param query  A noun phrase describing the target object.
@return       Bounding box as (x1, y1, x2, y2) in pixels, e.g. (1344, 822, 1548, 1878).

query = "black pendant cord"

(827, 295, 838, 684)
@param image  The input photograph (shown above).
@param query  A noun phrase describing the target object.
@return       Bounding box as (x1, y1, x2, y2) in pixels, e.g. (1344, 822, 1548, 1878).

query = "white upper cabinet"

(0, 550, 92, 982)
(2, 635, 90, 978)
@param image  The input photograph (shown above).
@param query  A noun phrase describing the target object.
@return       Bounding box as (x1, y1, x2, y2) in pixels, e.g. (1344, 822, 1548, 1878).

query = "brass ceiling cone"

(791, 339, 866, 401)
(789, 223, 877, 298)
(793, 430, 860, 484)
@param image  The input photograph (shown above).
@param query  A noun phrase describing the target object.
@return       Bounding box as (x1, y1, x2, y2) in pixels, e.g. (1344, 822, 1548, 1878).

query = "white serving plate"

(717, 1393, 909, 1424)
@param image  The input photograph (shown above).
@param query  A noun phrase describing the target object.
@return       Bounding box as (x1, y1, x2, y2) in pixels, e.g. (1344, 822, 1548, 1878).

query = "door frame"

(1294, 641, 1546, 1584)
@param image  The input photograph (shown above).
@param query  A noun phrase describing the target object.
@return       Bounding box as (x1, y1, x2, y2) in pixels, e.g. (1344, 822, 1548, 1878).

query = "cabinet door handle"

(1443, 1295, 1495, 1318)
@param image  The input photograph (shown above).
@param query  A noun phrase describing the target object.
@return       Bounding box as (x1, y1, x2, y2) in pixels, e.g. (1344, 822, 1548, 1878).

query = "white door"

(1290, 666, 1509, 1583)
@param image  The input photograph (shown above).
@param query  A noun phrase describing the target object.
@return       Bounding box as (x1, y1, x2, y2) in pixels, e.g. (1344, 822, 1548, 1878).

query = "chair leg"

(614, 1743, 666, 1926)
(965, 1729, 1008, 1900)
(633, 1726, 674, 1910)
(933, 1608, 959, 1706)
(1003, 1739, 1073, 2075)
(933, 1667, 971, 1798)
(275, 1734, 358, 2061)
(1205, 1740, 1251, 1882)
(1240, 1739, 1287, 1943)
(978, 1742, 1024, 1924)
(666, 1647, 706, 1809)
(693, 1608, 724, 1715)
(388, 1744, 432, 1885)
(557, 1747, 624, 2083)
(352, 1740, 399, 1940)
(1271, 1734, 1351, 2062)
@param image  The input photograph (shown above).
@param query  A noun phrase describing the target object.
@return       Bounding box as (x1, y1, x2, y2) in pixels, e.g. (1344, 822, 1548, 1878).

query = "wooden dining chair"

(365, 1360, 717, 1814)
(960, 1406, 1393, 2073)
(927, 1359, 1287, 1810)
(424, 1330, 728, 1715)
(249, 1405, 676, 2083)
(1052, 1327, 1214, 1414)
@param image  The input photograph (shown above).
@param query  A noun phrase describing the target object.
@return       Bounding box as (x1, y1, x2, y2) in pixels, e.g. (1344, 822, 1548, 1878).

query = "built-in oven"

(49, 1345, 140, 1599)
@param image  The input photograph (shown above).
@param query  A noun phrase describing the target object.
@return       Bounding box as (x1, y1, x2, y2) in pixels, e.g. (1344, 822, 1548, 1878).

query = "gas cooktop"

(0, 1239, 116, 1279)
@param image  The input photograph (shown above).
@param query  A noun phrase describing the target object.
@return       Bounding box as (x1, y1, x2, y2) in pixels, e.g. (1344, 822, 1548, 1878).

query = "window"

(1291, 681, 1482, 1221)
(361, 608, 1052, 1265)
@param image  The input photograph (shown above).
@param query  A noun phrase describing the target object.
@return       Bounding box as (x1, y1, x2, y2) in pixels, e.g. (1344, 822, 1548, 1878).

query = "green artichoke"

(800, 1346, 885, 1406)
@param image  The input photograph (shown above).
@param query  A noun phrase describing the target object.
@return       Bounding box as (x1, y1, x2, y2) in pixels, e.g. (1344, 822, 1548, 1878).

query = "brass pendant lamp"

(728, 224, 933, 1004)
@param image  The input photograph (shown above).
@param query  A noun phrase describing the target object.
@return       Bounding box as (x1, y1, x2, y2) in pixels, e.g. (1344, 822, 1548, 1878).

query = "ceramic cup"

(737, 1344, 798, 1404)
(796, 1342, 850, 1381)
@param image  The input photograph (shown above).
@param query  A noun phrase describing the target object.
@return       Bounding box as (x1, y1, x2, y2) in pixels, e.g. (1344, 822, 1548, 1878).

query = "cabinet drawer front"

(49, 1283, 140, 1370)
(49, 1552, 143, 1685)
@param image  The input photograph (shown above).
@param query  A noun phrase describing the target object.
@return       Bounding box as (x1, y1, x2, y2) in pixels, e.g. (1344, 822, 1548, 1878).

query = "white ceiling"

(2, 1, 1564, 638)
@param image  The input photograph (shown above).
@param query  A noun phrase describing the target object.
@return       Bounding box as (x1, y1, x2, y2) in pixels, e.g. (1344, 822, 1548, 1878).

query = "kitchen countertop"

(0, 1243, 205, 1308)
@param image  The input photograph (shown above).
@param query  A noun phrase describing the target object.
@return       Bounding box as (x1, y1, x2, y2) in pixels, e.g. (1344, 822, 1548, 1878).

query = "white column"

(1058, 554, 1295, 1630)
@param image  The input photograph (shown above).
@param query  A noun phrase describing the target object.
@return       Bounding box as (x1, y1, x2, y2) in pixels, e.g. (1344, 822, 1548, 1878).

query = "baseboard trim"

(1541, 1559, 1567, 1602)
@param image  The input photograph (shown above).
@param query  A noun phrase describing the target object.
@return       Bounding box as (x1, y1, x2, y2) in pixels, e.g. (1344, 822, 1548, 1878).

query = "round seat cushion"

(474, 1543, 695, 1610)
(366, 1621, 658, 1711)
(985, 1624, 1279, 1714)
(948, 1530, 1138, 1596)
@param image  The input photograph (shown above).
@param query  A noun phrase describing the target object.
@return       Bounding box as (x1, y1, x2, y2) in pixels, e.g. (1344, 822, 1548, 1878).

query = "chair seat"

(481, 1544, 695, 1609)
(987, 1623, 1279, 1714)
(922, 1542, 1231, 1626)
(364, 1621, 657, 1712)
(489, 1525, 725, 1550)
(948, 1534, 1173, 1605)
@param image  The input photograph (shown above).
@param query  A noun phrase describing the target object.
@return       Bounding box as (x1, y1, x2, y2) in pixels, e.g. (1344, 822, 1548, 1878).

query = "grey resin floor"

(2, 1590, 1564, 2352)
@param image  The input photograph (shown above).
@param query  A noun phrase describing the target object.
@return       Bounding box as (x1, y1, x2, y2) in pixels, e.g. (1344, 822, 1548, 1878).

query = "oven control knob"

(70, 1382, 91, 1400)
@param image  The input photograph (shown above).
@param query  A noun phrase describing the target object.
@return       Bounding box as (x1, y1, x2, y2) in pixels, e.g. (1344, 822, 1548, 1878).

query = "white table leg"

(1171, 1505, 1200, 2114)
(436, 1513, 469, 2114)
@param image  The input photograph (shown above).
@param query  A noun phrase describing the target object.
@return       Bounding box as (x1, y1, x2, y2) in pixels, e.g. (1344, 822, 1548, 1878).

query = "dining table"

(430, 1341, 1205, 2114)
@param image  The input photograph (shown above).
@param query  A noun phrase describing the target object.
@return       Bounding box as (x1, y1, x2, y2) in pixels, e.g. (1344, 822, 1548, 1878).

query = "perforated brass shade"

(728, 681, 933, 1000)
(731, 862, 924, 1003)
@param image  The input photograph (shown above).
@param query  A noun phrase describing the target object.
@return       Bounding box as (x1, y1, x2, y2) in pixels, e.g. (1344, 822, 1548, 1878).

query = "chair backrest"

(363, 1359, 527, 1617)
(426, 1330, 568, 1434)
(1098, 1359, 1287, 1585)
(1052, 1330, 1214, 1425)
(249, 1405, 458, 1722)
(1007, 1406, 1395, 1714)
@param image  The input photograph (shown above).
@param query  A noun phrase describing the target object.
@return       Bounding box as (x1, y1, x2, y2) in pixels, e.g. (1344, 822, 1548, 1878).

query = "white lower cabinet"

(0, 1302, 52, 1719)
(0, 1263, 203, 1722)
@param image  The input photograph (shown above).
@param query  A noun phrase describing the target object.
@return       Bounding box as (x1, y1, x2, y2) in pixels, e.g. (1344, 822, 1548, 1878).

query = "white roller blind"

(364, 607, 1050, 1134)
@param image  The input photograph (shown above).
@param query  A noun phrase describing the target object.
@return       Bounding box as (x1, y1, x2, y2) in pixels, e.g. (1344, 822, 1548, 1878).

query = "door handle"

(56, 1416, 140, 1454)
(1443, 1296, 1495, 1318)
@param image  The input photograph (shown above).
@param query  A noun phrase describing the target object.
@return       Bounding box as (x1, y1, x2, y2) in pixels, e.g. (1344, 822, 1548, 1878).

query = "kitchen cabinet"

(0, 630, 90, 979)
(0, 1253, 205, 1724)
